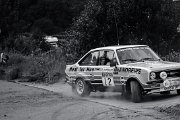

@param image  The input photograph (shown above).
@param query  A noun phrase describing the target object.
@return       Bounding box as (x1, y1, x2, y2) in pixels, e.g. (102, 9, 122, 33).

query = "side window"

(98, 50, 115, 66)
(79, 51, 99, 66)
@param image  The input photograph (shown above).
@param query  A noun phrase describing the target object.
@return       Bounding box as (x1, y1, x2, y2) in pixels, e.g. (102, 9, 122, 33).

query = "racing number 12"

(102, 72, 115, 86)
(102, 76, 115, 86)
(104, 78, 111, 86)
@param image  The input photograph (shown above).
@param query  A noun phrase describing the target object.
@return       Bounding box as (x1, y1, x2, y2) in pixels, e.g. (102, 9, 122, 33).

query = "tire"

(160, 91, 170, 95)
(121, 86, 130, 99)
(177, 89, 180, 95)
(130, 81, 142, 103)
(74, 79, 91, 97)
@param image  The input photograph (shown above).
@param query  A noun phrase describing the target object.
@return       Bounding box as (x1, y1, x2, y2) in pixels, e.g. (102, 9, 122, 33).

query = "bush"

(20, 49, 66, 83)
(7, 53, 26, 66)
(6, 67, 22, 80)
(0, 69, 5, 80)
(1, 49, 66, 83)
(162, 51, 180, 62)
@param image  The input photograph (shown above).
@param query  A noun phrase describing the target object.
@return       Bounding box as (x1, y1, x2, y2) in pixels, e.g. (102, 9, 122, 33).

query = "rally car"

(65, 45, 180, 102)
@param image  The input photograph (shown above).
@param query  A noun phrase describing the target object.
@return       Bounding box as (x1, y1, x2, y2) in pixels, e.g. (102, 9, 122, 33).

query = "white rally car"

(65, 45, 180, 102)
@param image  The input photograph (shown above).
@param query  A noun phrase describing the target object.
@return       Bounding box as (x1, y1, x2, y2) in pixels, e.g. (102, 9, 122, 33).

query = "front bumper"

(144, 77, 180, 92)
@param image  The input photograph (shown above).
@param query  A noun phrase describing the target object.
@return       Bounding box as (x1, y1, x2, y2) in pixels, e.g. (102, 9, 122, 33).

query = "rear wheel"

(177, 89, 180, 95)
(160, 91, 170, 95)
(130, 81, 142, 103)
(74, 79, 91, 97)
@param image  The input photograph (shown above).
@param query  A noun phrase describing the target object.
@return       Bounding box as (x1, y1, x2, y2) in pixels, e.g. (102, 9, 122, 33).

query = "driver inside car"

(99, 51, 110, 65)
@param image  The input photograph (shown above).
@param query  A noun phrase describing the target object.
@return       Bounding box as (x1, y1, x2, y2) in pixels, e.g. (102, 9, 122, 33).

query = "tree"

(0, 0, 85, 52)
(67, 0, 178, 57)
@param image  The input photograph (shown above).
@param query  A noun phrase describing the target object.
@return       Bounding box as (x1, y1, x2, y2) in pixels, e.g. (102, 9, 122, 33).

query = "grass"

(0, 49, 66, 84)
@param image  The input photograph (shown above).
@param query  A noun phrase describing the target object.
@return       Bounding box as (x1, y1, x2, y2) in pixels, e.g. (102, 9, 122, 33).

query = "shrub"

(162, 51, 180, 62)
(7, 53, 26, 66)
(0, 69, 5, 80)
(20, 49, 66, 83)
(1, 49, 66, 83)
(6, 67, 22, 80)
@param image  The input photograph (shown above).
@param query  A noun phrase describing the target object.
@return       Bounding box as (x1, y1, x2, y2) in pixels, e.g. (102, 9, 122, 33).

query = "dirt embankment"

(154, 104, 180, 120)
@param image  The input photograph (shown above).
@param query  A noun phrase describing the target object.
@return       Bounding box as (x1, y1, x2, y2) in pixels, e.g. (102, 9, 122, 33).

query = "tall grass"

(1, 48, 66, 83)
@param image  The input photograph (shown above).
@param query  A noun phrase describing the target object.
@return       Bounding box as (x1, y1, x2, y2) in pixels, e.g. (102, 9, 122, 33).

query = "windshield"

(116, 47, 161, 64)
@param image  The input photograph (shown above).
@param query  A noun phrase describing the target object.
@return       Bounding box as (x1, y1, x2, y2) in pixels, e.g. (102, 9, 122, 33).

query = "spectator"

(0, 53, 9, 64)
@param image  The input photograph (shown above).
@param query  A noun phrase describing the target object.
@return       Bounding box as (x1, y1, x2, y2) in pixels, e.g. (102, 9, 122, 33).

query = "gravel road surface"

(0, 80, 179, 120)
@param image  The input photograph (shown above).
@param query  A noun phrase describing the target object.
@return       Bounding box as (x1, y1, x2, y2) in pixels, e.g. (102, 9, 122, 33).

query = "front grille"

(155, 69, 180, 79)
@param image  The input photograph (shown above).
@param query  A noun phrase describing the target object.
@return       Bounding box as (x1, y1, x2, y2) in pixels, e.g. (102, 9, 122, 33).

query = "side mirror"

(110, 58, 117, 67)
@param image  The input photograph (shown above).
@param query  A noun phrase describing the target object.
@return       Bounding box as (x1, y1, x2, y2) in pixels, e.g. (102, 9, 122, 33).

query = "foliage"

(3, 32, 52, 54)
(162, 50, 180, 62)
(0, 0, 86, 52)
(6, 67, 21, 80)
(0, 69, 5, 80)
(21, 49, 65, 83)
(0, 49, 66, 83)
(7, 53, 26, 66)
(66, 0, 179, 58)
(0, 0, 179, 60)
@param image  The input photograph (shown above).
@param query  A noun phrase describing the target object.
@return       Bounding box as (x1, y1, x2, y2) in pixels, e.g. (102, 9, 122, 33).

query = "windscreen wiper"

(122, 59, 138, 62)
(138, 57, 154, 62)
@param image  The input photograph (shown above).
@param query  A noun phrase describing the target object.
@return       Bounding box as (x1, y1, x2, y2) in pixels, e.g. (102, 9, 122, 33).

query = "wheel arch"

(126, 77, 144, 93)
(75, 77, 91, 86)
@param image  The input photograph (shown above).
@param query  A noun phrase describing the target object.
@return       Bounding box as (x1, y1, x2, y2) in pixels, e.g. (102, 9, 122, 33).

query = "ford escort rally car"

(65, 45, 180, 102)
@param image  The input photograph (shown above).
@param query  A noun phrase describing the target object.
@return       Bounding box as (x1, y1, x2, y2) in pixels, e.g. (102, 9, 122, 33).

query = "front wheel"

(73, 79, 91, 97)
(177, 89, 180, 95)
(130, 81, 142, 103)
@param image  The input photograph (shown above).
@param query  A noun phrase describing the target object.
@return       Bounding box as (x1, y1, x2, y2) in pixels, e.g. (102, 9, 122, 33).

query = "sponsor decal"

(69, 67, 100, 72)
(80, 67, 85, 72)
(69, 67, 78, 72)
(120, 47, 147, 51)
(102, 72, 114, 86)
(114, 67, 141, 74)
(95, 68, 100, 71)
(103, 68, 113, 71)
(102, 72, 113, 77)
(86, 67, 95, 71)
(163, 80, 170, 88)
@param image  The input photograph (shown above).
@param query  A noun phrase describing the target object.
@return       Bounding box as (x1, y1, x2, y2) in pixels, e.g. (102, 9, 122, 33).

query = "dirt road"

(0, 80, 179, 120)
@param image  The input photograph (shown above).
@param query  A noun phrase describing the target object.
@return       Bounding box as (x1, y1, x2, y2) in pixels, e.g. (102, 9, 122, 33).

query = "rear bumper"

(66, 76, 74, 86)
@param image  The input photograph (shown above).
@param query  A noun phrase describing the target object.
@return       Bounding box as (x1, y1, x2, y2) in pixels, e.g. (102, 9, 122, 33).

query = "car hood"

(126, 61, 180, 71)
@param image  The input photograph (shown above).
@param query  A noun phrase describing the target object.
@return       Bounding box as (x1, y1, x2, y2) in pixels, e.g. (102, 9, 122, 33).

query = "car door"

(93, 50, 116, 86)
(77, 51, 99, 81)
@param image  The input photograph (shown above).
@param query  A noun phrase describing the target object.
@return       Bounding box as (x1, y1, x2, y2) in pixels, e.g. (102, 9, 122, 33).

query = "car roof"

(90, 45, 148, 51)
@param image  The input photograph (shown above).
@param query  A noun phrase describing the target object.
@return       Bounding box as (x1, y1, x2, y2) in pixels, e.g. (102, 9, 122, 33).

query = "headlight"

(160, 71, 167, 79)
(150, 72, 156, 80)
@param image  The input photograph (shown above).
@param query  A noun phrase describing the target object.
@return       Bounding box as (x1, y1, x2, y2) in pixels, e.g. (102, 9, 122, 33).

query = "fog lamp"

(150, 72, 156, 80)
(160, 71, 167, 80)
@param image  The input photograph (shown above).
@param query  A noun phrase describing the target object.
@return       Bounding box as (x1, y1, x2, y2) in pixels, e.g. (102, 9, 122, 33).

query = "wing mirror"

(110, 58, 117, 67)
